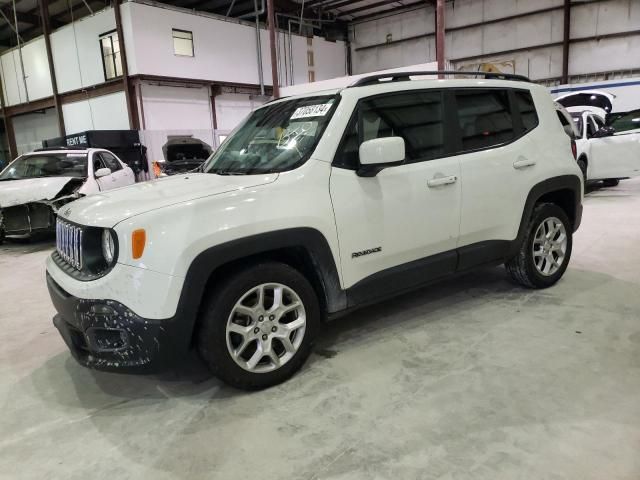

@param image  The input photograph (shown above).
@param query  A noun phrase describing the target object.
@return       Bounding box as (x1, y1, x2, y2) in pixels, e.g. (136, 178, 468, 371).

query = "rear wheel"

(506, 203, 573, 289)
(603, 178, 619, 187)
(197, 262, 320, 390)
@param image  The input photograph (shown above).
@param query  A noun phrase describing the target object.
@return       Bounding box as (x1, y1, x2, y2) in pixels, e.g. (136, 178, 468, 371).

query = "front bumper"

(47, 272, 186, 373)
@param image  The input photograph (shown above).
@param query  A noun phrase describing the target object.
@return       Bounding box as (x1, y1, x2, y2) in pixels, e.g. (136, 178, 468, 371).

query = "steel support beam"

(39, 0, 65, 136)
(267, 0, 279, 98)
(113, 0, 137, 130)
(562, 0, 571, 84)
(435, 0, 445, 77)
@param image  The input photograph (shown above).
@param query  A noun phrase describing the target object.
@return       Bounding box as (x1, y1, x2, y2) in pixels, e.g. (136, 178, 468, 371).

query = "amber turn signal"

(131, 229, 146, 259)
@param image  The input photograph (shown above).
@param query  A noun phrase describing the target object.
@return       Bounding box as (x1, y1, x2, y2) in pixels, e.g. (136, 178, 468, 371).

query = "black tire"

(505, 203, 573, 289)
(197, 262, 320, 390)
(603, 178, 619, 187)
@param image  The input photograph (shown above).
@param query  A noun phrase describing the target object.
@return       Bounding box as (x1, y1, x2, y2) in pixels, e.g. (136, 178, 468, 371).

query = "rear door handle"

(513, 158, 536, 169)
(427, 175, 458, 187)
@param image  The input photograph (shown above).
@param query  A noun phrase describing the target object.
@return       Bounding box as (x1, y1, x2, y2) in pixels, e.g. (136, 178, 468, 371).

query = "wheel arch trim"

(514, 175, 582, 253)
(173, 228, 346, 352)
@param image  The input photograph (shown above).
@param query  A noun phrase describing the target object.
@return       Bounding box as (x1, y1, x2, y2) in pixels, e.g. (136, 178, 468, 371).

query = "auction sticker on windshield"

(291, 103, 333, 120)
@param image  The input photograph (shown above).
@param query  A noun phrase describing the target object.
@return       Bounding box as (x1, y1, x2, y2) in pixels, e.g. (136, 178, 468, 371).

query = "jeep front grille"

(56, 219, 83, 270)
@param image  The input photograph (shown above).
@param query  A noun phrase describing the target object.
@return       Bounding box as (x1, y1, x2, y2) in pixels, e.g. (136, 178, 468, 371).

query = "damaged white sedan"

(0, 148, 135, 242)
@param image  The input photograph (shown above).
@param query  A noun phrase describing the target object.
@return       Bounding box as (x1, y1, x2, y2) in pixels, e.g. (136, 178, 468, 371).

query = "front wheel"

(197, 262, 320, 390)
(506, 203, 573, 289)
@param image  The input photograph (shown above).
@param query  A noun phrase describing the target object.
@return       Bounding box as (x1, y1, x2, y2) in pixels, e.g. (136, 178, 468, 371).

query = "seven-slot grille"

(56, 219, 83, 269)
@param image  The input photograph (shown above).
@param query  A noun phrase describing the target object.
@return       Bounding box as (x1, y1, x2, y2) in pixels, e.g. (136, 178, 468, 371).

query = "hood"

(555, 90, 614, 115)
(61, 172, 278, 227)
(0, 177, 81, 208)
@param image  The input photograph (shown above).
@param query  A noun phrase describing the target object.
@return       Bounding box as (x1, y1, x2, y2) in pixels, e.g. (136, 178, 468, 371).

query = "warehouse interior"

(1, 0, 640, 478)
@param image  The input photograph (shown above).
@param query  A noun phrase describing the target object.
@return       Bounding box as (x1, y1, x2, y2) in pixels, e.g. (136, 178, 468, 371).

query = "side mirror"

(357, 137, 405, 177)
(593, 126, 615, 138)
(95, 167, 112, 178)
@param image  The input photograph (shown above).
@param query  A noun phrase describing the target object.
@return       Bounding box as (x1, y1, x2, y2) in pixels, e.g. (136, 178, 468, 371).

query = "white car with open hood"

(556, 90, 640, 185)
(46, 71, 583, 390)
(0, 148, 135, 242)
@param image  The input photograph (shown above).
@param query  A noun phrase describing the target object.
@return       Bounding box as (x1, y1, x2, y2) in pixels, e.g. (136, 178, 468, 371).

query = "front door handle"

(427, 175, 458, 187)
(513, 158, 537, 169)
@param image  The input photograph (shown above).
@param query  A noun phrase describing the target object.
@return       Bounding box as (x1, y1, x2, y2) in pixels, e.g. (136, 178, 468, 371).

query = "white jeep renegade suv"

(46, 72, 583, 389)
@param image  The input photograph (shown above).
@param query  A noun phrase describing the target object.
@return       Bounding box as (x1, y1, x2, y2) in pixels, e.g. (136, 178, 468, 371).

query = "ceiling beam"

(347, 0, 428, 23)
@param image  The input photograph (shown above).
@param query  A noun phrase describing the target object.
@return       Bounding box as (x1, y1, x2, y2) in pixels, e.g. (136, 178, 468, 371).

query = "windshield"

(606, 109, 640, 133)
(203, 95, 339, 175)
(571, 113, 583, 135)
(0, 153, 88, 181)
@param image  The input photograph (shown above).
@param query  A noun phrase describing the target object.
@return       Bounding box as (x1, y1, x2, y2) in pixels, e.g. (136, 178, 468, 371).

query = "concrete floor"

(1, 179, 639, 480)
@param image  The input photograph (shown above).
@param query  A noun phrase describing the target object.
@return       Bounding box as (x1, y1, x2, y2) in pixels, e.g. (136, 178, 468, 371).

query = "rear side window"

(556, 111, 575, 138)
(514, 90, 539, 133)
(334, 91, 444, 169)
(455, 89, 515, 151)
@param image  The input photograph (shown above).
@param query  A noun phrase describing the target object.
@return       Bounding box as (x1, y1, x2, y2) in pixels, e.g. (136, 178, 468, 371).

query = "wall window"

(334, 91, 444, 169)
(308, 71, 315, 83)
(455, 89, 515, 151)
(307, 51, 314, 67)
(173, 29, 194, 56)
(513, 90, 538, 133)
(99, 31, 122, 80)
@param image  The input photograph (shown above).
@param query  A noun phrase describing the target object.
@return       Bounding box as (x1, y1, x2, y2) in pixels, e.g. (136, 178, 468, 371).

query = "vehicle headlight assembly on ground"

(102, 229, 117, 266)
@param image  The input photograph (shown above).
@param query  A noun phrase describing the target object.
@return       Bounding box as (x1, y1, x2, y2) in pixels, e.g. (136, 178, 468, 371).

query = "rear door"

(455, 88, 540, 266)
(330, 89, 462, 299)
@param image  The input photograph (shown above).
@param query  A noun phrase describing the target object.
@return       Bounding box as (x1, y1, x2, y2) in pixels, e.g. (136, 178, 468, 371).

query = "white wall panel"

(141, 83, 212, 131)
(13, 108, 59, 154)
(62, 91, 128, 134)
(0, 38, 52, 105)
(215, 93, 267, 131)
(51, 8, 116, 93)
(351, 0, 640, 80)
(121, 2, 345, 88)
(313, 38, 347, 81)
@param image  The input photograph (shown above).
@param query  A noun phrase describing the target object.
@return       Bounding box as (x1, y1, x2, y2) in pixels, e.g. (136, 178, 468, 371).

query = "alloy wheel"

(532, 217, 568, 276)
(225, 283, 306, 373)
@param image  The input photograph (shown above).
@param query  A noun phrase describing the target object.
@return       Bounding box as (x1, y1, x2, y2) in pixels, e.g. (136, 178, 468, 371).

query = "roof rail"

(349, 70, 531, 88)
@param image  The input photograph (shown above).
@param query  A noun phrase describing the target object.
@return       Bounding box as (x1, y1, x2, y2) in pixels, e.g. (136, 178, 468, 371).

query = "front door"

(589, 113, 640, 179)
(329, 90, 461, 303)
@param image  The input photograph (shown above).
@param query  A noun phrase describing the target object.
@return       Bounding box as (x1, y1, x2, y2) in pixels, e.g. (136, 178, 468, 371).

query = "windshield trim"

(203, 93, 341, 175)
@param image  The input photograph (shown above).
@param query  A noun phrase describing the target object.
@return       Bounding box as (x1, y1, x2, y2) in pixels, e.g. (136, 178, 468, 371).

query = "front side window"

(173, 29, 194, 56)
(0, 153, 87, 180)
(99, 31, 122, 80)
(455, 89, 515, 152)
(334, 91, 444, 169)
(607, 109, 640, 132)
(203, 95, 338, 175)
(99, 152, 122, 172)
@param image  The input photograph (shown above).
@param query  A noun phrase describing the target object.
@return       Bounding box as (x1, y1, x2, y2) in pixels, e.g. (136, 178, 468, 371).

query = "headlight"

(101, 229, 117, 265)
